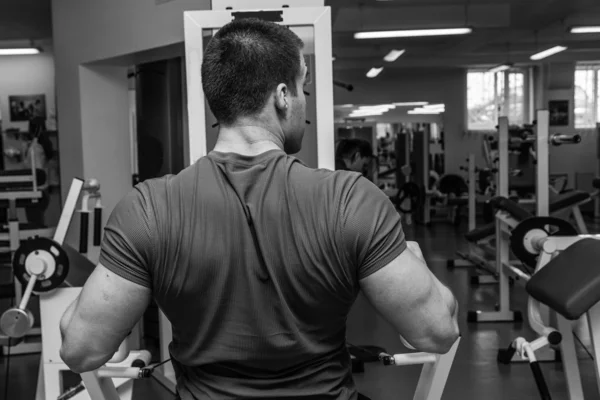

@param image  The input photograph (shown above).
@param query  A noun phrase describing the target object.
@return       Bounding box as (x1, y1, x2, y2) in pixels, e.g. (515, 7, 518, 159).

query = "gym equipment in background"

(498, 219, 600, 400)
(0, 178, 154, 400)
(0, 141, 55, 356)
(460, 111, 583, 327)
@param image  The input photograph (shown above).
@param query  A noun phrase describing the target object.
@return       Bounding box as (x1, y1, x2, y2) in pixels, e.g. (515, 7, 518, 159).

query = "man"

(59, 18, 459, 400)
(335, 138, 377, 181)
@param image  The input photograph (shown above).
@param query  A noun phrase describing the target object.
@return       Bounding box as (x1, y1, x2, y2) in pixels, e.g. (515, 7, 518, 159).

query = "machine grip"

(497, 345, 517, 364)
(79, 212, 89, 254)
(530, 362, 552, 400)
(94, 207, 102, 246)
(551, 134, 581, 146)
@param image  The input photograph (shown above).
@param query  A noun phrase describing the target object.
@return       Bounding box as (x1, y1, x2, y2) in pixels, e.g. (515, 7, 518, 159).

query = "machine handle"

(497, 343, 517, 364)
(550, 134, 581, 146)
(94, 207, 102, 246)
(18, 275, 38, 310)
(530, 362, 552, 400)
(79, 211, 89, 254)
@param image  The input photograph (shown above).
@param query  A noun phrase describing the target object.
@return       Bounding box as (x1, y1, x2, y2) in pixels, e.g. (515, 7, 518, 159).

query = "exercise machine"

(0, 139, 55, 356)
(0, 178, 156, 400)
(461, 111, 582, 327)
(498, 217, 600, 399)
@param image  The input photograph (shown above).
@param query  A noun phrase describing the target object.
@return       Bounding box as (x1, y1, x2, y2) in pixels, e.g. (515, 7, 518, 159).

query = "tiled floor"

(1, 220, 599, 399)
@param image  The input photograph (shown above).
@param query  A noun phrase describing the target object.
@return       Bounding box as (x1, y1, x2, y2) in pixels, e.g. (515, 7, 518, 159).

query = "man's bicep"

(67, 264, 151, 353)
(359, 248, 458, 351)
(359, 249, 436, 335)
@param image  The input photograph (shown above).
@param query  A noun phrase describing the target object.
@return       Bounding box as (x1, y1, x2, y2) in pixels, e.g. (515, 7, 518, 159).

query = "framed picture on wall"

(548, 100, 569, 126)
(8, 94, 46, 122)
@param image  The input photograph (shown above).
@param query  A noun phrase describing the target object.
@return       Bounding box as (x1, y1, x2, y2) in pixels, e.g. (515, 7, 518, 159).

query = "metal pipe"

(18, 275, 38, 310)
(550, 134, 581, 146)
(389, 352, 437, 366)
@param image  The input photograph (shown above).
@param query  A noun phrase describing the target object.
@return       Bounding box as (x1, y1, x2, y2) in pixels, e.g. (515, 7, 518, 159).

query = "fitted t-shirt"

(99, 149, 406, 399)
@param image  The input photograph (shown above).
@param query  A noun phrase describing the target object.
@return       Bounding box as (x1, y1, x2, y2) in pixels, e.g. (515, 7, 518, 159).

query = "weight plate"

(510, 217, 578, 268)
(12, 237, 70, 292)
(0, 308, 34, 338)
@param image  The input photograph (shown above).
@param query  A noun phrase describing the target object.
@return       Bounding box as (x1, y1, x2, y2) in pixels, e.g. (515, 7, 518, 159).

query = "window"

(467, 69, 527, 131)
(574, 64, 600, 129)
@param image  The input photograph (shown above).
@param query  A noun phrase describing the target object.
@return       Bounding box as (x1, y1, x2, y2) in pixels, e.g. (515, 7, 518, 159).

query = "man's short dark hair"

(201, 18, 304, 125)
(335, 139, 374, 160)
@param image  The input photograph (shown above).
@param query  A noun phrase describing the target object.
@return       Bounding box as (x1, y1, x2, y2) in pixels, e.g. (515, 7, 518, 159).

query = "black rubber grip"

(94, 207, 102, 246)
(79, 212, 89, 254)
(497, 346, 517, 364)
(131, 359, 146, 368)
(530, 362, 552, 400)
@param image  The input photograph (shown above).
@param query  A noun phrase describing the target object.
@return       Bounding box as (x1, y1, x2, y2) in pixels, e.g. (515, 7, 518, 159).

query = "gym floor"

(1, 221, 599, 400)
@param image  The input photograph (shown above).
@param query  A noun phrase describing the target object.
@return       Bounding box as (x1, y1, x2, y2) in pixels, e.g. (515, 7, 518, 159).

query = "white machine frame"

(509, 233, 600, 399)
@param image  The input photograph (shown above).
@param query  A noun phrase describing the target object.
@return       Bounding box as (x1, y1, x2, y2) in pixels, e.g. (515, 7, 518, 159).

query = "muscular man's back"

(100, 149, 406, 399)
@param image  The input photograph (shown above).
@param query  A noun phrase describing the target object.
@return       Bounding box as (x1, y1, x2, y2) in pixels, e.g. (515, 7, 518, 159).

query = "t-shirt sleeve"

(340, 175, 407, 280)
(99, 185, 155, 288)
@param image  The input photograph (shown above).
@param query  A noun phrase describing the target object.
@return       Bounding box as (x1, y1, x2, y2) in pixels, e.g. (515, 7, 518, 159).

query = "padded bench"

(464, 197, 533, 243)
(526, 239, 600, 320)
(549, 190, 590, 214)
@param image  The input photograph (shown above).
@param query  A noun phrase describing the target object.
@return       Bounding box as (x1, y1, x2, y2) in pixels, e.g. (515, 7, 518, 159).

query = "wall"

(0, 49, 55, 131)
(334, 68, 471, 173)
(52, 0, 212, 260)
(543, 62, 597, 191)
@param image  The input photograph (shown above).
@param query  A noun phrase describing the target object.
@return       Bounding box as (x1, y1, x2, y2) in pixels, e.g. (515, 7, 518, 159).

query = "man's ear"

(274, 83, 289, 113)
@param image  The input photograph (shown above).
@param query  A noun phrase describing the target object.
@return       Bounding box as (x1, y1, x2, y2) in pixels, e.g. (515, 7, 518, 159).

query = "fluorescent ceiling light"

(384, 49, 405, 62)
(366, 67, 383, 78)
(408, 109, 444, 115)
(350, 112, 384, 117)
(355, 27, 472, 40)
(570, 26, 600, 34)
(530, 46, 567, 61)
(353, 108, 389, 113)
(488, 64, 512, 74)
(337, 104, 354, 108)
(423, 103, 445, 110)
(394, 102, 429, 107)
(359, 104, 395, 111)
(0, 48, 40, 55)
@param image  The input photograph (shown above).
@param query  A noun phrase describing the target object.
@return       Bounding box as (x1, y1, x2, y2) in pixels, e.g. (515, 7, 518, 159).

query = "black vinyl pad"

(526, 238, 600, 320)
(489, 196, 533, 221)
(549, 190, 591, 213)
(465, 222, 496, 243)
(593, 178, 600, 190)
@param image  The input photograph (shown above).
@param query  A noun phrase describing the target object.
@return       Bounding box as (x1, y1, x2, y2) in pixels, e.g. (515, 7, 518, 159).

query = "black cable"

(3, 293, 13, 400)
(573, 331, 594, 361)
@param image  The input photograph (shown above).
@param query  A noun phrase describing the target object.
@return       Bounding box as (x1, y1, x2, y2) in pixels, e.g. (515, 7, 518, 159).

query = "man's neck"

(213, 123, 284, 156)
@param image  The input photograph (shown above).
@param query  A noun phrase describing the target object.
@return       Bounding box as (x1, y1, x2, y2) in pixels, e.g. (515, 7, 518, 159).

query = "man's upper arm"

(98, 184, 156, 288)
(64, 263, 152, 361)
(62, 185, 157, 362)
(339, 176, 407, 280)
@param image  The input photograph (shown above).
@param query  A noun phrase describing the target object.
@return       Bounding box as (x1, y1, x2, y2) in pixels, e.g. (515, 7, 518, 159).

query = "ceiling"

(0, 0, 51, 43)
(327, 0, 600, 79)
(2, 0, 599, 69)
